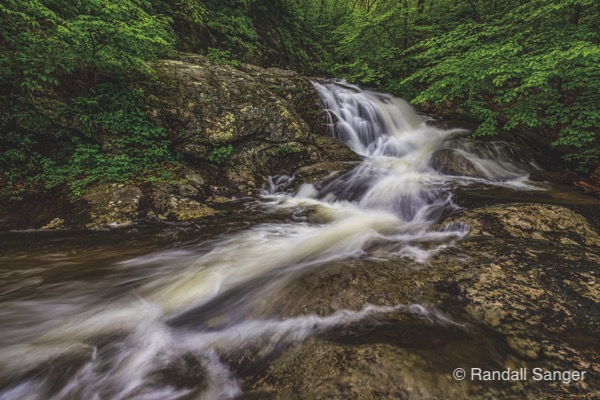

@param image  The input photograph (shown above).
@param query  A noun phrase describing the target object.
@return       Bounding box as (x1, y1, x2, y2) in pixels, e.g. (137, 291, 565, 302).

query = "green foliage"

(200, 0, 259, 62)
(76, 110, 172, 188)
(397, 0, 599, 170)
(0, 0, 175, 91)
(2, 0, 599, 203)
(206, 48, 240, 66)
(208, 144, 234, 165)
(0, 112, 176, 198)
(0, 1, 179, 199)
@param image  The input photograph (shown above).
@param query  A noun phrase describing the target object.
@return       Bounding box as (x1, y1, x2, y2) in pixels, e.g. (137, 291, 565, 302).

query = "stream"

(0, 82, 598, 399)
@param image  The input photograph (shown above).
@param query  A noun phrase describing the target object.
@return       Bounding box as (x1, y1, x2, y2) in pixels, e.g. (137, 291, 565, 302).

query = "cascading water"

(0, 81, 540, 399)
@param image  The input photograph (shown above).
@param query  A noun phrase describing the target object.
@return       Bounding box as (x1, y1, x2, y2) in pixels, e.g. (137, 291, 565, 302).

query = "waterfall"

(0, 81, 541, 400)
(267, 81, 538, 226)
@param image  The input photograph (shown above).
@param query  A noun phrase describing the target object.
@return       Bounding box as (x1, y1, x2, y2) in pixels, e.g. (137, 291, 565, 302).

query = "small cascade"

(0, 80, 542, 400)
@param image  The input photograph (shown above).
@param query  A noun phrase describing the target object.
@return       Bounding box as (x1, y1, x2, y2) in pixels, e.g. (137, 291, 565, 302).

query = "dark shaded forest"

(1, 0, 598, 200)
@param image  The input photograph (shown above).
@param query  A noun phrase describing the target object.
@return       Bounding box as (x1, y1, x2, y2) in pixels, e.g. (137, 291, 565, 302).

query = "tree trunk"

(570, 3, 582, 25)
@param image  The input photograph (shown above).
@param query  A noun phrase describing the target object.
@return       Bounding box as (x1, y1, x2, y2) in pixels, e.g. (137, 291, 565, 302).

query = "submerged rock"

(430, 148, 486, 178)
(294, 161, 359, 187)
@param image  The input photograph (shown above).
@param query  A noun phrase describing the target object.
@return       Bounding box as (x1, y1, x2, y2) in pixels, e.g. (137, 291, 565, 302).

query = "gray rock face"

(431, 148, 486, 178)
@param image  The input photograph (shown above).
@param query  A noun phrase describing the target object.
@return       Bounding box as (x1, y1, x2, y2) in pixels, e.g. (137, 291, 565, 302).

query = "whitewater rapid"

(0, 81, 541, 399)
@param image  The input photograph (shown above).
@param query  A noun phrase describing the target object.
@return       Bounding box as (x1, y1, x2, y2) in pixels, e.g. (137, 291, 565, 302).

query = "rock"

(147, 55, 310, 149)
(294, 161, 359, 187)
(147, 181, 215, 221)
(177, 144, 210, 160)
(574, 166, 600, 198)
(529, 170, 579, 184)
(184, 170, 206, 188)
(250, 259, 431, 319)
(230, 203, 600, 399)
(308, 135, 361, 163)
(233, 259, 485, 399)
(143, 54, 358, 193)
(430, 236, 600, 381)
(177, 183, 198, 198)
(164, 196, 216, 221)
(574, 180, 600, 197)
(430, 204, 600, 388)
(445, 203, 600, 246)
(81, 181, 215, 227)
(430, 149, 486, 178)
(238, 338, 474, 400)
(238, 63, 326, 135)
(148, 182, 175, 214)
(41, 217, 65, 230)
(83, 184, 143, 228)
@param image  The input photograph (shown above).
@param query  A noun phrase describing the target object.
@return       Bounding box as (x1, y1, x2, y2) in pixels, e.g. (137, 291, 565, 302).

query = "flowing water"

(0, 81, 570, 399)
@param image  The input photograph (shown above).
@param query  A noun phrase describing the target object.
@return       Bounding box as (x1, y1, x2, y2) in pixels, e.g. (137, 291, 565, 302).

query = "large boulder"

(148, 57, 309, 148)
(144, 55, 358, 193)
(433, 203, 600, 371)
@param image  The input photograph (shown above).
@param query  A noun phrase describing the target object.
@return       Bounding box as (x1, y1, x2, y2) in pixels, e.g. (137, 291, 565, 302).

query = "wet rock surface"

(431, 148, 487, 178)
(293, 161, 360, 187)
(232, 202, 600, 399)
(530, 170, 579, 185)
(446, 203, 600, 246)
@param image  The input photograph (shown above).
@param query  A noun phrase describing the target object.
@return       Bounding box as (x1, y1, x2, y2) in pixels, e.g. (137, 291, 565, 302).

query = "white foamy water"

(0, 81, 541, 399)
